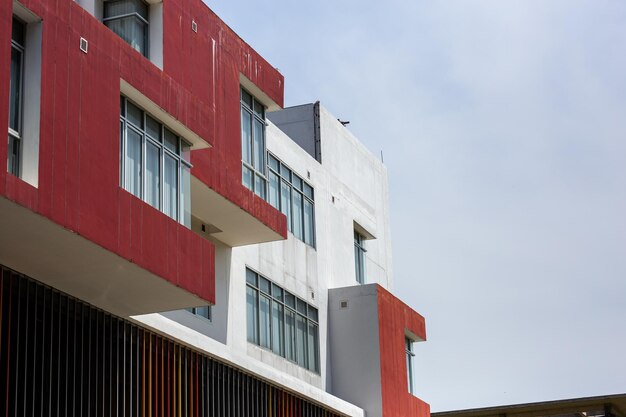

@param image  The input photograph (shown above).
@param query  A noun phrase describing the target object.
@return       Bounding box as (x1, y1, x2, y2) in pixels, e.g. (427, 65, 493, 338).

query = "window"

(406, 337, 415, 394)
(186, 306, 211, 321)
(7, 17, 25, 176)
(6, 6, 41, 186)
(246, 268, 319, 373)
(119, 96, 192, 227)
(103, 0, 149, 57)
(241, 88, 267, 199)
(267, 153, 316, 247)
(354, 231, 367, 284)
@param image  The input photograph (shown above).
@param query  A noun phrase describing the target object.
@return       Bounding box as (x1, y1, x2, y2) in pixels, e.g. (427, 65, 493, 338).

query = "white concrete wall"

(317, 105, 394, 290)
(328, 284, 383, 417)
(138, 102, 393, 412)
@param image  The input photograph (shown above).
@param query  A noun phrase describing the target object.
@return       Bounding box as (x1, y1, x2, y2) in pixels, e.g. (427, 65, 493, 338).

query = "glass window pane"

(407, 352, 413, 392)
(259, 295, 271, 349)
(308, 322, 319, 372)
(9, 47, 22, 133)
(271, 302, 284, 357)
(164, 128, 178, 153)
(296, 298, 307, 316)
(145, 141, 160, 209)
(120, 96, 125, 116)
(104, 15, 147, 56)
(307, 306, 318, 322)
(292, 175, 303, 191)
(271, 284, 283, 301)
(259, 276, 271, 294)
(246, 269, 258, 286)
(241, 89, 252, 108)
(241, 108, 252, 164)
(268, 154, 279, 172)
(280, 181, 292, 231)
(126, 101, 143, 128)
(296, 314, 307, 368)
(253, 119, 265, 170)
(195, 306, 210, 320)
(181, 140, 191, 163)
(292, 191, 303, 240)
(146, 115, 161, 141)
(242, 166, 253, 191)
(164, 155, 178, 220)
(285, 310, 296, 362)
(285, 292, 295, 309)
(253, 99, 264, 118)
(268, 172, 280, 209)
(125, 127, 142, 198)
(11, 18, 25, 46)
(254, 174, 266, 199)
(303, 183, 314, 200)
(355, 232, 366, 284)
(246, 286, 258, 344)
(7, 133, 19, 176)
(280, 164, 291, 181)
(180, 165, 191, 228)
(104, 0, 149, 20)
(304, 199, 315, 247)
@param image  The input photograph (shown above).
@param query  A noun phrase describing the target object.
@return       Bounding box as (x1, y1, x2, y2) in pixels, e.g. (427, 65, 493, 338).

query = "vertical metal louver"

(0, 265, 342, 417)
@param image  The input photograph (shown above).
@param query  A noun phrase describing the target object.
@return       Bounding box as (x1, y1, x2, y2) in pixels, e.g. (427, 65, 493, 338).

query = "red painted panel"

(0, 0, 293, 305)
(377, 285, 430, 417)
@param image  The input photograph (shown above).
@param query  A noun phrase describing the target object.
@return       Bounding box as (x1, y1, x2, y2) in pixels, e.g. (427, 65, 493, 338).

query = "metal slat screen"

(0, 265, 342, 417)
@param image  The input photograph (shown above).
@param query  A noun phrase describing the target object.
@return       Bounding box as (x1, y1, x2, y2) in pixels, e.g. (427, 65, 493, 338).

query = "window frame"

(102, 0, 150, 57)
(8, 17, 26, 177)
(185, 306, 212, 322)
(267, 152, 316, 247)
(240, 87, 268, 199)
(354, 231, 367, 284)
(119, 96, 192, 227)
(406, 337, 416, 395)
(245, 268, 320, 373)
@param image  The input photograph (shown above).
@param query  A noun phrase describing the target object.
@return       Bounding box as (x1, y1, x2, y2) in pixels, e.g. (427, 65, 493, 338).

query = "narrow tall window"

(120, 96, 192, 227)
(8, 17, 25, 176)
(245, 268, 319, 373)
(354, 231, 367, 284)
(406, 337, 415, 394)
(241, 88, 267, 199)
(103, 0, 149, 56)
(267, 153, 316, 247)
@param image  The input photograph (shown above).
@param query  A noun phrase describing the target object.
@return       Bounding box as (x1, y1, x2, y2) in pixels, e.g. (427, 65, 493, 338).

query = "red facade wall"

(0, 0, 287, 304)
(377, 285, 430, 417)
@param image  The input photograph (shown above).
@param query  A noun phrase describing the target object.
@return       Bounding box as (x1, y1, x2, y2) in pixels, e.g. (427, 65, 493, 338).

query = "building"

(433, 394, 626, 417)
(0, 0, 429, 416)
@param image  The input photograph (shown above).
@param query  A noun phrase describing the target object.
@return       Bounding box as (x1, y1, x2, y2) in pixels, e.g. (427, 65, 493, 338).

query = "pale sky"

(207, 0, 626, 411)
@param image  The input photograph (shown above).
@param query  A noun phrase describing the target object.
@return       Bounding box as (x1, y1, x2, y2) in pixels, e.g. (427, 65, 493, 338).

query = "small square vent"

(191, 20, 198, 33)
(340, 300, 349, 309)
(79, 37, 88, 53)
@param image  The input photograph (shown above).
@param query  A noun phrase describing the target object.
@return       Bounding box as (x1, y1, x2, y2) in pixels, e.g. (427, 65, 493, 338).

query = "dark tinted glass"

(241, 89, 252, 108)
(11, 18, 25, 46)
(285, 292, 295, 309)
(296, 298, 307, 315)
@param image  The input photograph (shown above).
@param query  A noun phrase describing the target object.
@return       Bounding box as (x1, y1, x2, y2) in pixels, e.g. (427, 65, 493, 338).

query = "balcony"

(328, 284, 429, 417)
(0, 186, 214, 317)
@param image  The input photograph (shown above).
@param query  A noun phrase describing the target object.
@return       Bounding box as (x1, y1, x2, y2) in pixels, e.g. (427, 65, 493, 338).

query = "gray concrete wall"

(268, 103, 319, 162)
